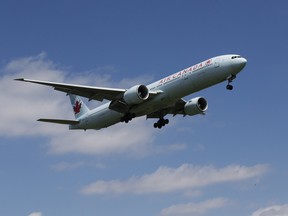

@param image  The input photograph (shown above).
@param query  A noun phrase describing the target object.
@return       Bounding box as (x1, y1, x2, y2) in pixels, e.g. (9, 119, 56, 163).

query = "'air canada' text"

(159, 59, 212, 85)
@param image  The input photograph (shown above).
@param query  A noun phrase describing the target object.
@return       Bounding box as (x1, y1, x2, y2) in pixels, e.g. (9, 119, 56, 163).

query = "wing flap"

(38, 118, 80, 125)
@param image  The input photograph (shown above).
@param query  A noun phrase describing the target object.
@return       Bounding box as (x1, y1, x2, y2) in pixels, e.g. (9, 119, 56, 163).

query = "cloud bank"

(161, 197, 229, 216)
(28, 212, 42, 216)
(251, 204, 288, 216)
(80, 163, 268, 195)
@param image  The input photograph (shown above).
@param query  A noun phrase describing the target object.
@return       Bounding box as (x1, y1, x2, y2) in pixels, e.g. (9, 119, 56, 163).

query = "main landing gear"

(120, 112, 136, 123)
(153, 118, 169, 129)
(226, 74, 236, 90)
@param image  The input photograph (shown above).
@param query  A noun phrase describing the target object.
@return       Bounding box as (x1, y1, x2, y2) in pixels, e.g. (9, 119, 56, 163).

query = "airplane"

(15, 54, 247, 130)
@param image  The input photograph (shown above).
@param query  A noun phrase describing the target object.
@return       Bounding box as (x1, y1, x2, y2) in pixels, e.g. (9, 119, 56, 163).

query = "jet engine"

(184, 97, 208, 116)
(123, 85, 149, 104)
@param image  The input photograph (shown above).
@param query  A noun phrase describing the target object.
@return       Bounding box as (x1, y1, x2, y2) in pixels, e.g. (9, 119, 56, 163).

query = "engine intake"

(123, 85, 149, 104)
(184, 97, 208, 116)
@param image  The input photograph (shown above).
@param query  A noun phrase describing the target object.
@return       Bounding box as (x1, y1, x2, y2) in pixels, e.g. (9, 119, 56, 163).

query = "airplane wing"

(15, 78, 161, 114)
(15, 78, 159, 102)
(147, 97, 207, 119)
(146, 99, 187, 118)
(15, 78, 126, 101)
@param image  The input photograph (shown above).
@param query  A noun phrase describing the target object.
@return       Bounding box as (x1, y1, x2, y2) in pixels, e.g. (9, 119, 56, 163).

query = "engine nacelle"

(123, 84, 149, 104)
(184, 97, 208, 116)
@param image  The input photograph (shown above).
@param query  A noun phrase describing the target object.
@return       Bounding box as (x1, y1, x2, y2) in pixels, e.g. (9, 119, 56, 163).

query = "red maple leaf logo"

(73, 101, 82, 114)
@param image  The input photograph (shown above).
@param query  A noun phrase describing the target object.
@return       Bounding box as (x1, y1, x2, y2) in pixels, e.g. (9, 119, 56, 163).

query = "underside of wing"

(15, 78, 161, 114)
(146, 97, 208, 119)
(15, 78, 126, 101)
(146, 99, 186, 118)
(38, 118, 80, 125)
(15, 78, 160, 105)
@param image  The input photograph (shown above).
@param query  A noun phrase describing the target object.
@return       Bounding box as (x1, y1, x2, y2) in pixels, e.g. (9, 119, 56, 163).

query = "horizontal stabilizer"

(37, 118, 79, 125)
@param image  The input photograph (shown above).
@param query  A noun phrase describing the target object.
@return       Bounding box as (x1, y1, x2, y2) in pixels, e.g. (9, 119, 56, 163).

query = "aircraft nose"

(240, 57, 247, 68)
(238, 57, 247, 71)
(232, 57, 247, 71)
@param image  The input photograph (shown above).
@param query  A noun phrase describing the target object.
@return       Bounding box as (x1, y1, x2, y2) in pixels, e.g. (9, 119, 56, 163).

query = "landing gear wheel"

(153, 118, 169, 129)
(226, 84, 233, 90)
(226, 74, 236, 91)
(121, 112, 136, 123)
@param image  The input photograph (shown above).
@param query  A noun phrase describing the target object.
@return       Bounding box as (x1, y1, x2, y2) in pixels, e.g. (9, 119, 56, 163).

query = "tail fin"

(69, 94, 90, 119)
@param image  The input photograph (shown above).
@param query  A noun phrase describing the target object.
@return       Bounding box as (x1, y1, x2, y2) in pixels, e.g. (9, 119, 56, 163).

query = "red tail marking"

(73, 101, 82, 114)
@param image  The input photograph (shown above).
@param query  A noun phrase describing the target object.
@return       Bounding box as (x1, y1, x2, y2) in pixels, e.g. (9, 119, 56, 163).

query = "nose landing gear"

(153, 118, 169, 129)
(226, 74, 236, 90)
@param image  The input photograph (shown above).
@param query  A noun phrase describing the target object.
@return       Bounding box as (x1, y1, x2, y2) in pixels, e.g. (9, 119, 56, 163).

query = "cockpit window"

(231, 55, 241, 59)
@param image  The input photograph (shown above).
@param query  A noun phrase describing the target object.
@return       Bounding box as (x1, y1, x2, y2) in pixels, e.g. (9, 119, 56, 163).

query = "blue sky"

(1, 1, 288, 216)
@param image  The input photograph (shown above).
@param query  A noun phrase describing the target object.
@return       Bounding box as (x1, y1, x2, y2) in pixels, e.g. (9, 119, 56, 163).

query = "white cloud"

(0, 53, 69, 137)
(28, 212, 42, 216)
(160, 197, 229, 216)
(51, 161, 105, 171)
(51, 161, 85, 171)
(80, 163, 268, 195)
(0, 53, 182, 156)
(48, 117, 156, 156)
(251, 204, 288, 216)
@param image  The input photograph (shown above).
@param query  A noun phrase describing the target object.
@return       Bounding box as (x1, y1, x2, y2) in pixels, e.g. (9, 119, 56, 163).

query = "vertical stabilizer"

(69, 95, 90, 119)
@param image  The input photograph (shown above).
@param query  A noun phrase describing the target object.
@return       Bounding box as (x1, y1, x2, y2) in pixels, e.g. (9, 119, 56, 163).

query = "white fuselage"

(70, 54, 247, 130)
